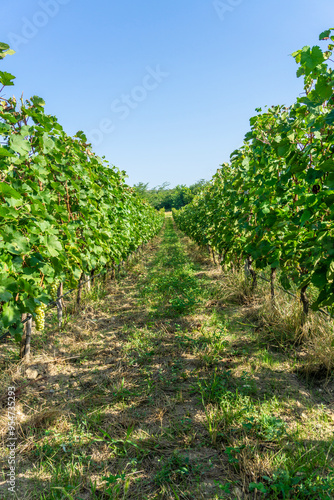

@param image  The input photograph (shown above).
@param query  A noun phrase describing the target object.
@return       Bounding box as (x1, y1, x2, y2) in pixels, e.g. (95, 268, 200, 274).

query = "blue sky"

(2, 0, 334, 187)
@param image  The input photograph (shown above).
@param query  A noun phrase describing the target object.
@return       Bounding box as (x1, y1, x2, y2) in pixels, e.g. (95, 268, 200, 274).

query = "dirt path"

(0, 217, 333, 499)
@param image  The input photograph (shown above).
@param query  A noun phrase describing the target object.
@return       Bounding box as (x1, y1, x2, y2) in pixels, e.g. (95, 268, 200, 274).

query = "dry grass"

(211, 263, 334, 375)
(302, 316, 334, 376)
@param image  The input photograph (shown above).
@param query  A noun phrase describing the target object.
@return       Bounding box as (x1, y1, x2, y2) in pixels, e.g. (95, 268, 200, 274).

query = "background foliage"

(133, 179, 207, 211)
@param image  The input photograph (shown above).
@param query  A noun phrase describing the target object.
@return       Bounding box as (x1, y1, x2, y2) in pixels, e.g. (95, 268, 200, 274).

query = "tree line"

(133, 179, 208, 210)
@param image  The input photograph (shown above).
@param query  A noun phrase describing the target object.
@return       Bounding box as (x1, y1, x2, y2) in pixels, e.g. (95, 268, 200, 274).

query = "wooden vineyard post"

(244, 257, 251, 279)
(85, 274, 91, 292)
(90, 269, 95, 287)
(20, 314, 32, 362)
(251, 269, 257, 291)
(24, 316, 32, 361)
(20, 312, 27, 359)
(246, 257, 257, 290)
(221, 250, 227, 272)
(211, 248, 217, 265)
(77, 272, 84, 309)
(270, 268, 277, 304)
(57, 282, 63, 329)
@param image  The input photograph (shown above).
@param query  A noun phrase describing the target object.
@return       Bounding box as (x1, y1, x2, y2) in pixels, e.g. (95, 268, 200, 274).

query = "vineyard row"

(173, 29, 334, 316)
(0, 42, 164, 344)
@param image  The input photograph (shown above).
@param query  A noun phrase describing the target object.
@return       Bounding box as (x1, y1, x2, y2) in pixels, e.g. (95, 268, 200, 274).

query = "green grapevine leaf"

(0, 71, 15, 86)
(9, 134, 31, 155)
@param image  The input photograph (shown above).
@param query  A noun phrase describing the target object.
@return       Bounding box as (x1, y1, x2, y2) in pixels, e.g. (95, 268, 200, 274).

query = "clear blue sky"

(2, 0, 334, 187)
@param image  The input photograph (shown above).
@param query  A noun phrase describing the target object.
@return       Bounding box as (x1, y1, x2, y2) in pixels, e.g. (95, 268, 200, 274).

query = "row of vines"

(173, 29, 334, 316)
(0, 43, 164, 342)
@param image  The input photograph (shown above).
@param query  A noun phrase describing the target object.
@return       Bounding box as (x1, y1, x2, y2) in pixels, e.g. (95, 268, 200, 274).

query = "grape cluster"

(35, 303, 47, 332)
(50, 279, 60, 300)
